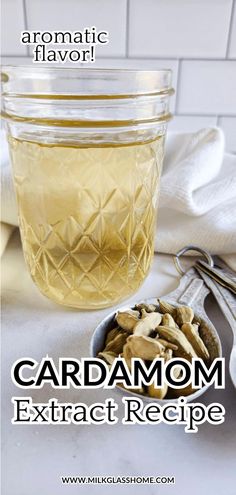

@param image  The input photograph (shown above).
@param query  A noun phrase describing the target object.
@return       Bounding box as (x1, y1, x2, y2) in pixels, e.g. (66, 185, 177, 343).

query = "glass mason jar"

(1, 67, 173, 309)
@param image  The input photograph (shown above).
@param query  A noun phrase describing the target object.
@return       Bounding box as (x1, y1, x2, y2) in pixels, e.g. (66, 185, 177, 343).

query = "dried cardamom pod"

(135, 302, 157, 313)
(122, 342, 133, 370)
(127, 335, 165, 360)
(181, 323, 209, 361)
(104, 332, 128, 354)
(133, 312, 162, 337)
(148, 381, 168, 400)
(157, 325, 197, 361)
(158, 299, 176, 316)
(115, 310, 140, 332)
(174, 306, 194, 326)
(192, 323, 200, 334)
(161, 313, 176, 328)
(98, 298, 211, 401)
(98, 351, 117, 366)
(140, 308, 149, 319)
(157, 338, 178, 351)
(105, 326, 120, 346)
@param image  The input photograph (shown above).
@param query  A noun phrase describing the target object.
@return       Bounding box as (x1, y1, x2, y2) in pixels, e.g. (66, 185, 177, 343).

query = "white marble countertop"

(2, 231, 236, 495)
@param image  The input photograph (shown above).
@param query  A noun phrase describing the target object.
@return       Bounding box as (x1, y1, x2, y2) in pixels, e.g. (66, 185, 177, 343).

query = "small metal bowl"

(90, 297, 222, 405)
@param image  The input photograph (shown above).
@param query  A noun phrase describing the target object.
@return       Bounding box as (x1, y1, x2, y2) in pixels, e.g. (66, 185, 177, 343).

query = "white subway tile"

(178, 61, 236, 115)
(84, 58, 178, 111)
(228, 3, 236, 58)
(219, 117, 236, 151)
(129, 0, 232, 58)
(25, 0, 127, 57)
(169, 115, 217, 133)
(2, 0, 27, 55)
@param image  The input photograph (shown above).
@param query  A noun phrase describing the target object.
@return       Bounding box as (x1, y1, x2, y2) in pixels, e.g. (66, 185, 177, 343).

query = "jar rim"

(2, 65, 172, 73)
(1, 65, 174, 99)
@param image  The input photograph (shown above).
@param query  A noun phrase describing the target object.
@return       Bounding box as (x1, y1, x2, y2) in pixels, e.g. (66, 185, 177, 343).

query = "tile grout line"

(174, 112, 236, 118)
(129, 56, 236, 62)
(2, 55, 32, 58)
(226, 0, 235, 58)
(22, 0, 30, 56)
(125, 0, 130, 58)
(89, 55, 236, 62)
(2, 54, 236, 62)
(174, 112, 225, 119)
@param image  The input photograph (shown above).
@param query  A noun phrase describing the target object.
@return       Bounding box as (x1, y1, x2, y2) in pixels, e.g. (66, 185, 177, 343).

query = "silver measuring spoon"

(174, 247, 236, 388)
(90, 265, 222, 404)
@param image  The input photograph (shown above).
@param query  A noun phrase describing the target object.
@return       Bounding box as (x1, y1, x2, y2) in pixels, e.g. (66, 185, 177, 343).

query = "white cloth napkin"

(1, 127, 236, 267)
(157, 128, 236, 269)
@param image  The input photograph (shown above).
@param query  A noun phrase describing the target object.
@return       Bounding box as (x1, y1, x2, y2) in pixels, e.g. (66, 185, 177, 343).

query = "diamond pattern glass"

(9, 135, 164, 308)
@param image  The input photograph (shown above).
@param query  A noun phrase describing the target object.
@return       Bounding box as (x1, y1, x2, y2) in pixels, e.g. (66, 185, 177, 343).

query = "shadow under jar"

(2, 67, 174, 309)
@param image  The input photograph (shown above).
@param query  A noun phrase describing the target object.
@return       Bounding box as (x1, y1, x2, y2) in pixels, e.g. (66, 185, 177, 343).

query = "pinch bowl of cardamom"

(90, 298, 222, 404)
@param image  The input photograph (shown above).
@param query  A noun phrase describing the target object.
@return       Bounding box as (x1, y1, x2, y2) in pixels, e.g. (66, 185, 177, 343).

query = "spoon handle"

(194, 269, 236, 388)
(164, 267, 210, 320)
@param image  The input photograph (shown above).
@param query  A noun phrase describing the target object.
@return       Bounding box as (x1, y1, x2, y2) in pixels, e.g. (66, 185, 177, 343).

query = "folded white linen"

(156, 128, 236, 264)
(1, 127, 236, 267)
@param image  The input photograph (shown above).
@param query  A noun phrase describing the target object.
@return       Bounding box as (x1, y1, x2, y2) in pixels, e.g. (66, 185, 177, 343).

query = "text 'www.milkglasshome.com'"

(61, 475, 175, 485)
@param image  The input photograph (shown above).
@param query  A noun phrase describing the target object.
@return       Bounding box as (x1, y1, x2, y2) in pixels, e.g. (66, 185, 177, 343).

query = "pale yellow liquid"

(9, 135, 164, 308)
